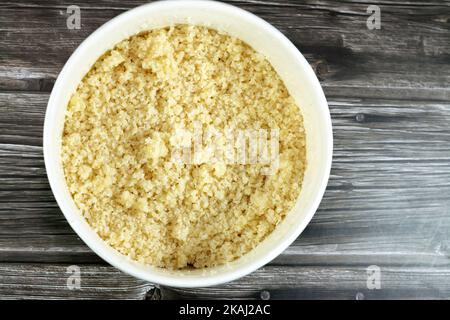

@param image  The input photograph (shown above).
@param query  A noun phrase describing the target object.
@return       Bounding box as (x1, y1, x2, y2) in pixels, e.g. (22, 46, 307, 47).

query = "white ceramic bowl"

(44, 0, 332, 288)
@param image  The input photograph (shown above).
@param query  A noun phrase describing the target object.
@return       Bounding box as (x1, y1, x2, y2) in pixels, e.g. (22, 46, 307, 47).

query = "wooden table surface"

(1, 0, 449, 300)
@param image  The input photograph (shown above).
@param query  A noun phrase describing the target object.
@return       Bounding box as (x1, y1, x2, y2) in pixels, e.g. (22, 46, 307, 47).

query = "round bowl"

(44, 0, 333, 288)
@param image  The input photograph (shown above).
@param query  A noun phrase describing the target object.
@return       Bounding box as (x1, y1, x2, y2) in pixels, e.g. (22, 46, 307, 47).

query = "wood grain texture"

(2, 264, 450, 300)
(0, 264, 153, 300)
(0, 0, 449, 99)
(0, 0, 450, 299)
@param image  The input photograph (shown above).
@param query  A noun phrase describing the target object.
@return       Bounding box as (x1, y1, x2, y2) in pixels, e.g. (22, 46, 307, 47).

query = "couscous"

(61, 25, 306, 269)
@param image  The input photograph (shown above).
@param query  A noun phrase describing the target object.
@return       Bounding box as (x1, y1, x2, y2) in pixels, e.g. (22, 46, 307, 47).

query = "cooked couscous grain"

(61, 25, 306, 269)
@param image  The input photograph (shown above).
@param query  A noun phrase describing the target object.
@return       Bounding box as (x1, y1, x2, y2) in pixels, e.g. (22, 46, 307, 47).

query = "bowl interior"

(44, 0, 332, 287)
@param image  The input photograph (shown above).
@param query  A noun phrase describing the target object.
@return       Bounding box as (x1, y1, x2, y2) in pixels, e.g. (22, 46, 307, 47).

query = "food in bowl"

(61, 24, 306, 269)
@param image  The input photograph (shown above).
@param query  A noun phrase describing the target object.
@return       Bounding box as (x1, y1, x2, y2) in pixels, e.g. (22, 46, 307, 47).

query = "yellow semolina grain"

(61, 25, 307, 269)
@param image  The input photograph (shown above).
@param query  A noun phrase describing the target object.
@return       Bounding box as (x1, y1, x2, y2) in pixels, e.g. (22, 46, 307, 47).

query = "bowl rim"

(44, 0, 333, 288)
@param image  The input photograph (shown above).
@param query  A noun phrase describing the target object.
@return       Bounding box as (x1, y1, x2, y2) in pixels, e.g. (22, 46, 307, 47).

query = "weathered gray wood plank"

(2, 263, 450, 299)
(0, 0, 449, 100)
(0, 263, 153, 299)
(162, 266, 450, 299)
(160, 265, 450, 300)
